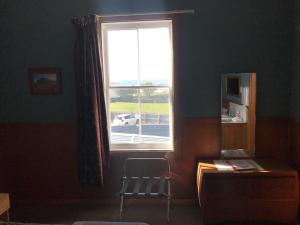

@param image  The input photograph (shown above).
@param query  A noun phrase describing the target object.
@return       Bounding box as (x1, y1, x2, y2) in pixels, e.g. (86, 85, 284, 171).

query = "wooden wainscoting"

(290, 119, 300, 170)
(0, 123, 86, 204)
(181, 117, 221, 159)
(0, 117, 292, 205)
(287, 118, 300, 218)
(256, 118, 290, 163)
(0, 118, 220, 204)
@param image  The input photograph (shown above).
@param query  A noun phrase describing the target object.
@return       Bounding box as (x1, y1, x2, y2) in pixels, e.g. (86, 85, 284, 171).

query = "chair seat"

(73, 222, 149, 225)
(119, 176, 171, 197)
(118, 158, 171, 222)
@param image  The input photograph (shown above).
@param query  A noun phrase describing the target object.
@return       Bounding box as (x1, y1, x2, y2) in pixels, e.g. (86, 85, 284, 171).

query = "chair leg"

(167, 179, 171, 222)
(167, 196, 170, 222)
(119, 195, 124, 220)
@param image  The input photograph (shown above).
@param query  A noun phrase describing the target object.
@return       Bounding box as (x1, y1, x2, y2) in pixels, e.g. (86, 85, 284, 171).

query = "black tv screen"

(227, 77, 240, 96)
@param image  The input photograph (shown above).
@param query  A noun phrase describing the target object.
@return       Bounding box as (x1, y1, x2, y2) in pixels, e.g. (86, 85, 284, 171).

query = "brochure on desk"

(213, 159, 264, 171)
(221, 149, 249, 158)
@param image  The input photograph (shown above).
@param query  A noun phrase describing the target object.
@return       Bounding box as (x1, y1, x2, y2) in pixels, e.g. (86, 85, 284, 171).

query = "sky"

(107, 27, 172, 85)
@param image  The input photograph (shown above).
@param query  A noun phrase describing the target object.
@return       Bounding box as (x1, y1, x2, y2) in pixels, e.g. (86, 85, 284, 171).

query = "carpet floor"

(9, 202, 201, 225)
(7, 202, 293, 225)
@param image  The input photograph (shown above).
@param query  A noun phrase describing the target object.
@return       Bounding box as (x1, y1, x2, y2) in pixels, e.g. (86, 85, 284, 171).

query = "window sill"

(110, 148, 174, 152)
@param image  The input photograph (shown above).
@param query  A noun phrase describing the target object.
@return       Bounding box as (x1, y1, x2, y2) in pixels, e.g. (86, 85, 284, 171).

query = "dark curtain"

(72, 15, 109, 186)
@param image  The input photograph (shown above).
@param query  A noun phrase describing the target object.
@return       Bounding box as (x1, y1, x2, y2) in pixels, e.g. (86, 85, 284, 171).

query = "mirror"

(221, 73, 256, 158)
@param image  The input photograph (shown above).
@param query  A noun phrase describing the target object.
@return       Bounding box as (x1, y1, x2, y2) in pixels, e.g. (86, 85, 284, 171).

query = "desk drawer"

(204, 176, 298, 200)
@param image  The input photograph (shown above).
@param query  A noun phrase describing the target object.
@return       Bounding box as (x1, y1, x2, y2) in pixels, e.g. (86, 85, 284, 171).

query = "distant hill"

(112, 79, 168, 86)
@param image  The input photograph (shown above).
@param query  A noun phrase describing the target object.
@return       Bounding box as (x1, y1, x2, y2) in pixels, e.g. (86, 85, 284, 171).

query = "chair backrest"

(123, 158, 171, 178)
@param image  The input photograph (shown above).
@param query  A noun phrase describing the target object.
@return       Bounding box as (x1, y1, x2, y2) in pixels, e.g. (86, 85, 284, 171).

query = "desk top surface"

(197, 159, 298, 176)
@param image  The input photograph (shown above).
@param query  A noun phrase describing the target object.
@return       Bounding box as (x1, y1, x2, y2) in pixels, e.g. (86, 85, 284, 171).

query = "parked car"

(113, 114, 139, 125)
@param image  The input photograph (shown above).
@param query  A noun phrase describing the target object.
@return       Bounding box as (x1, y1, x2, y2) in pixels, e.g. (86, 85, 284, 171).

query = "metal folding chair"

(118, 158, 171, 222)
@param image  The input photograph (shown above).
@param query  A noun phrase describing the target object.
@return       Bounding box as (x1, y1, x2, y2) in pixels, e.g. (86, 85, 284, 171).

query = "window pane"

(107, 30, 139, 86)
(103, 21, 174, 150)
(140, 88, 171, 143)
(110, 88, 141, 143)
(138, 27, 172, 86)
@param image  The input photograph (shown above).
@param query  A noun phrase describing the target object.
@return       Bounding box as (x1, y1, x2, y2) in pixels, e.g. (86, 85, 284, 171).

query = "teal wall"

(292, 0, 300, 118)
(0, 0, 294, 122)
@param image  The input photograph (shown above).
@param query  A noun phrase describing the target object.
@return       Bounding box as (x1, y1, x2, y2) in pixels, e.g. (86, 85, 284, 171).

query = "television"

(226, 77, 240, 96)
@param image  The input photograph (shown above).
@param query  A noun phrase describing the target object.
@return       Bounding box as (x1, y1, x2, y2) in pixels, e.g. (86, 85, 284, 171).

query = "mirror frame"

(221, 73, 256, 157)
(246, 73, 256, 156)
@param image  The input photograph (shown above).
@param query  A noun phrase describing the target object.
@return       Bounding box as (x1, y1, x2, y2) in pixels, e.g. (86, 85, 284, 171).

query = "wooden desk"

(0, 193, 10, 221)
(197, 160, 299, 225)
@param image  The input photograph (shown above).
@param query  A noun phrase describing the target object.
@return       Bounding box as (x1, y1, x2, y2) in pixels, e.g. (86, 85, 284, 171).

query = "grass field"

(110, 102, 169, 114)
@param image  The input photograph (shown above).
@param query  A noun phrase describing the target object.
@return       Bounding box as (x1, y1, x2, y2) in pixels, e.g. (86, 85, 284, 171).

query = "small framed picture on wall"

(28, 67, 62, 95)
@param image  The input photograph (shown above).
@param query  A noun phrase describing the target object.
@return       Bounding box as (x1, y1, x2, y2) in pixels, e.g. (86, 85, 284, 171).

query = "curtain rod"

(96, 9, 195, 18)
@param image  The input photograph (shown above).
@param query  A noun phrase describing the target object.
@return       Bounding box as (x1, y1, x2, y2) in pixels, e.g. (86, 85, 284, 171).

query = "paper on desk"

(221, 149, 249, 158)
(228, 159, 264, 171)
(213, 160, 234, 171)
(213, 159, 264, 171)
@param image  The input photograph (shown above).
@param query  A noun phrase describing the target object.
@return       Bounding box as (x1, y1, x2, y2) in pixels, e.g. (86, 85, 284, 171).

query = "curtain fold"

(72, 15, 109, 186)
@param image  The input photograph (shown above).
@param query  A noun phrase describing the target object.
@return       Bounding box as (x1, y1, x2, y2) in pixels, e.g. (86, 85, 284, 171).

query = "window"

(101, 20, 174, 151)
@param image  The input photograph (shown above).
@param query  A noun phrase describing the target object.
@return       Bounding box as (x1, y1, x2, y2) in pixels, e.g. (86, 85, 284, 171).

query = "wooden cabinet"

(197, 160, 299, 225)
(0, 193, 10, 221)
(222, 123, 246, 149)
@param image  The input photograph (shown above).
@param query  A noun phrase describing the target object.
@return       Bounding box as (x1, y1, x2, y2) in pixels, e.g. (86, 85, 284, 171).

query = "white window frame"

(101, 20, 174, 151)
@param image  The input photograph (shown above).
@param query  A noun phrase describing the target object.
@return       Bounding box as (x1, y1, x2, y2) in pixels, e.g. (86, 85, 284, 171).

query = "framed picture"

(28, 67, 62, 95)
